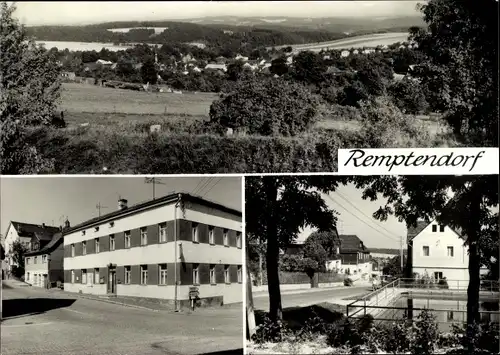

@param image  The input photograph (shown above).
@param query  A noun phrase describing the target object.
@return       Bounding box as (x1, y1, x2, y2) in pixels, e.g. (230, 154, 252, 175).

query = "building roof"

(63, 192, 241, 235)
(11, 222, 60, 241)
(204, 63, 227, 71)
(25, 232, 63, 257)
(407, 220, 428, 240)
(339, 234, 370, 253)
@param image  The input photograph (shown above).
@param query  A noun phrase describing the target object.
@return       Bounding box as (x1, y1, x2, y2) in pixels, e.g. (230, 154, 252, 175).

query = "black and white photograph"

(245, 175, 499, 354)
(1, 0, 497, 174)
(0, 176, 243, 355)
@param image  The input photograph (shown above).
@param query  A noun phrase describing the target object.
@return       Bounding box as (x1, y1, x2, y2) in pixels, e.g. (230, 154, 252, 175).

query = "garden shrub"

(411, 309, 439, 355)
(448, 321, 500, 355)
(377, 318, 414, 354)
(344, 278, 354, 286)
(251, 315, 288, 344)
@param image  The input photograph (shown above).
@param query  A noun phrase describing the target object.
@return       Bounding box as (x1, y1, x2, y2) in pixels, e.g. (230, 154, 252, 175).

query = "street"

(252, 286, 371, 311)
(1, 282, 243, 355)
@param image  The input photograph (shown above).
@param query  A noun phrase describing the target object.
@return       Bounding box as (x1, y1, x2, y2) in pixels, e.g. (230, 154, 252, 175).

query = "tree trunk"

(246, 251, 257, 339)
(264, 178, 282, 322)
(466, 186, 482, 329)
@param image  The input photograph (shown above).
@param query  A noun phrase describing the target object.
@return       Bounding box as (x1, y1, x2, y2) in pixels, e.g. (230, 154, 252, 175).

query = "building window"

(423, 246, 429, 256)
(94, 268, 99, 284)
(237, 265, 242, 283)
(432, 225, 437, 232)
(42, 255, 47, 263)
(82, 231, 86, 236)
(447, 311, 454, 321)
(82, 241, 87, 255)
(71, 270, 75, 283)
(159, 223, 167, 243)
(210, 264, 216, 284)
(192, 263, 200, 285)
(82, 269, 87, 284)
(192, 224, 199, 243)
(109, 222, 114, 228)
(140, 265, 148, 285)
(223, 229, 229, 246)
(236, 232, 242, 248)
(110, 235, 115, 251)
(124, 231, 131, 248)
(71, 244, 75, 257)
(447, 246, 454, 257)
(94, 227, 99, 232)
(27, 272, 30, 281)
(95, 238, 100, 253)
(159, 264, 167, 285)
(440, 225, 445, 232)
(208, 227, 215, 245)
(224, 265, 230, 284)
(26, 257, 30, 265)
(125, 266, 131, 284)
(434, 272, 443, 281)
(34, 256, 37, 264)
(140, 227, 148, 246)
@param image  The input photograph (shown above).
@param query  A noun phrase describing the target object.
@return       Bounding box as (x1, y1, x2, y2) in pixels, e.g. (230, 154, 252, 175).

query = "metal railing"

(347, 278, 500, 319)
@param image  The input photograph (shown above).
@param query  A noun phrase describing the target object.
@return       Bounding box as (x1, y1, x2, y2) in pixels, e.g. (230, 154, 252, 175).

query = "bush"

(209, 77, 319, 136)
(448, 321, 500, 355)
(344, 278, 354, 286)
(377, 318, 414, 354)
(438, 278, 449, 289)
(251, 315, 288, 344)
(411, 309, 439, 355)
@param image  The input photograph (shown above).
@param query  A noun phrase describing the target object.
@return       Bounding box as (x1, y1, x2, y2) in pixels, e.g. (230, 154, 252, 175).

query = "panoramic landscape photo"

(1, 1, 498, 174)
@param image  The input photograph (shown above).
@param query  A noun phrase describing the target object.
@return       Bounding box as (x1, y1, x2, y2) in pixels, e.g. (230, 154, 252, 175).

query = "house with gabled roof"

(407, 219, 489, 288)
(25, 219, 70, 288)
(3, 221, 61, 276)
(338, 234, 372, 277)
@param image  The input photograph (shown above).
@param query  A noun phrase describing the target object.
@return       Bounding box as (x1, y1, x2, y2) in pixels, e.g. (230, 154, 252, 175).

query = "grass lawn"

(60, 83, 218, 115)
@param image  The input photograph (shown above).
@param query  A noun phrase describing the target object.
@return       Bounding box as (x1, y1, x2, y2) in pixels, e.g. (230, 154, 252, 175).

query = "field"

(271, 32, 410, 52)
(60, 83, 217, 115)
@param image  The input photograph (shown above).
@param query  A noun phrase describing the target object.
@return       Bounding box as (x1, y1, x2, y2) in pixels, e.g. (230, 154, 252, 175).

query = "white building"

(409, 220, 488, 288)
(63, 193, 242, 309)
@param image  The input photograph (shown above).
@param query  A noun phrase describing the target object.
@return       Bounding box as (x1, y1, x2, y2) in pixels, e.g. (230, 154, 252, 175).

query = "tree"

(301, 239, 327, 281)
(11, 240, 28, 278)
(209, 77, 319, 136)
(388, 78, 429, 115)
(270, 56, 288, 76)
(140, 56, 157, 84)
(1, 1, 59, 173)
(409, 0, 498, 146)
(356, 68, 385, 97)
(305, 230, 340, 258)
(226, 61, 245, 81)
(382, 255, 405, 277)
(291, 51, 327, 85)
(246, 176, 344, 322)
(347, 175, 498, 337)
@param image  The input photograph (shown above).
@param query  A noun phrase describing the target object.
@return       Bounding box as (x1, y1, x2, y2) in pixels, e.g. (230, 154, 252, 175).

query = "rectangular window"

(192, 263, 200, 285)
(159, 264, 167, 285)
(223, 229, 229, 246)
(192, 224, 199, 243)
(26, 257, 30, 265)
(95, 238, 100, 253)
(125, 266, 131, 284)
(71, 244, 75, 257)
(109, 222, 114, 228)
(440, 225, 445, 232)
(224, 265, 230, 284)
(109, 235, 115, 251)
(27, 272, 30, 281)
(140, 227, 148, 246)
(42, 255, 47, 263)
(434, 272, 443, 280)
(94, 268, 99, 284)
(94, 227, 99, 232)
(82, 231, 86, 236)
(82, 241, 87, 255)
(208, 227, 215, 245)
(236, 232, 242, 248)
(237, 265, 242, 283)
(447, 311, 454, 321)
(432, 225, 437, 232)
(140, 265, 148, 285)
(423, 246, 429, 256)
(447, 246, 454, 257)
(82, 269, 87, 284)
(125, 231, 131, 248)
(34, 256, 37, 264)
(210, 264, 216, 284)
(71, 270, 75, 283)
(159, 223, 167, 243)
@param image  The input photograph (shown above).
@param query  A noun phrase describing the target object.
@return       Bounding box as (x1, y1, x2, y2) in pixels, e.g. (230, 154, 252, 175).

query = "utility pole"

(400, 235, 404, 273)
(144, 177, 166, 200)
(96, 203, 108, 217)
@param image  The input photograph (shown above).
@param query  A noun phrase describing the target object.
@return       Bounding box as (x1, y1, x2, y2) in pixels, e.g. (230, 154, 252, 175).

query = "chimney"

(118, 198, 128, 211)
(64, 219, 70, 229)
(42, 223, 46, 228)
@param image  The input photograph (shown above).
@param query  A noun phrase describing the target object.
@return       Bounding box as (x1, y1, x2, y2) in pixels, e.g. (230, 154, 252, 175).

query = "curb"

(74, 294, 162, 312)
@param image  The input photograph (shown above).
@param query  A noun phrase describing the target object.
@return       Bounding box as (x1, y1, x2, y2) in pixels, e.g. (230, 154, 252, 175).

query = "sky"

(0, 176, 241, 239)
(297, 183, 406, 249)
(13, 1, 421, 26)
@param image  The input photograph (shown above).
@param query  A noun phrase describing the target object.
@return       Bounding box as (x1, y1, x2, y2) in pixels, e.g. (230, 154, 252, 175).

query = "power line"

(324, 194, 399, 243)
(200, 178, 223, 198)
(193, 178, 213, 196)
(335, 190, 400, 238)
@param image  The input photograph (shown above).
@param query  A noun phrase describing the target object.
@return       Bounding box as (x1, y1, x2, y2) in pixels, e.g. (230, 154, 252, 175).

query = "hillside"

(25, 16, 425, 48)
(369, 248, 408, 256)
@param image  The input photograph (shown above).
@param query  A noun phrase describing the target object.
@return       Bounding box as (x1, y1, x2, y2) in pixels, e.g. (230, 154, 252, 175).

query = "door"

(43, 274, 48, 289)
(108, 269, 116, 294)
(434, 272, 443, 281)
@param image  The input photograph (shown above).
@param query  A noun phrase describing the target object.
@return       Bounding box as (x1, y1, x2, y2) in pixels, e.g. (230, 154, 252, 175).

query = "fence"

(260, 271, 345, 285)
(398, 278, 499, 292)
(347, 278, 400, 319)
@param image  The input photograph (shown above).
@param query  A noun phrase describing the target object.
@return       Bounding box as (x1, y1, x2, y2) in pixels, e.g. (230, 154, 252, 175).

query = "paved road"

(1, 282, 243, 355)
(252, 286, 372, 311)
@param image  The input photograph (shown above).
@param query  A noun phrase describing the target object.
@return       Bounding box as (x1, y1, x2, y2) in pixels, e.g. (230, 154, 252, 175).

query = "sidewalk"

(252, 281, 372, 298)
(2, 279, 31, 288)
